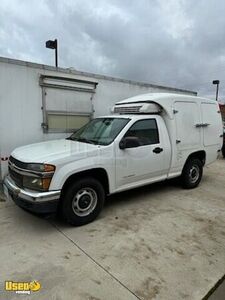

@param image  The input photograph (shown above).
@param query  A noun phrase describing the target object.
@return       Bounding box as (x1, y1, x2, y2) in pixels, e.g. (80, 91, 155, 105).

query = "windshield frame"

(67, 117, 131, 146)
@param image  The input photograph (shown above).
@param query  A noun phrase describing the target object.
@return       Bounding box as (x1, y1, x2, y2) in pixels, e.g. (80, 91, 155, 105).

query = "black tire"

(61, 177, 105, 226)
(222, 145, 225, 158)
(181, 158, 203, 189)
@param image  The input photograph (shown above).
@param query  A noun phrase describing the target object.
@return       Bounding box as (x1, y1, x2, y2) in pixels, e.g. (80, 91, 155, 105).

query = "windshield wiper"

(79, 138, 95, 144)
(66, 136, 103, 145)
(71, 137, 96, 144)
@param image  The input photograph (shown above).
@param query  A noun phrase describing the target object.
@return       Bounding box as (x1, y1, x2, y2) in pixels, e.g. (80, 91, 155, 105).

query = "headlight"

(22, 164, 55, 191)
(23, 176, 52, 191)
(26, 164, 55, 173)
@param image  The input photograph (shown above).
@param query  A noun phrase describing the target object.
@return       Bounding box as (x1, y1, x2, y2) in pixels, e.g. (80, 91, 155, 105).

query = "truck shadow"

(105, 178, 181, 209)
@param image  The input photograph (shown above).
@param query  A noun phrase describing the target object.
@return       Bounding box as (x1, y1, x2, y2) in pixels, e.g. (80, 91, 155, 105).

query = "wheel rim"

(189, 165, 200, 183)
(72, 187, 97, 217)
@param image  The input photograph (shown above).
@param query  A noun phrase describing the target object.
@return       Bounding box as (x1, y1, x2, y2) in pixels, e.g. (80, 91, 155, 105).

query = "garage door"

(40, 75, 98, 133)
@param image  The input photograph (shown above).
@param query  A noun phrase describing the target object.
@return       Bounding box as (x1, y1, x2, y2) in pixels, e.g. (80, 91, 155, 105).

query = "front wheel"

(181, 158, 203, 189)
(61, 177, 105, 226)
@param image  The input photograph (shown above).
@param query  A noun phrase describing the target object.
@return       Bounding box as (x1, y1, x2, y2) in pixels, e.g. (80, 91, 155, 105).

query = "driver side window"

(124, 119, 159, 146)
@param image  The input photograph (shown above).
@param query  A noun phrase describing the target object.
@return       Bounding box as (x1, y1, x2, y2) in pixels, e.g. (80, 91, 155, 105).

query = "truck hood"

(11, 139, 100, 164)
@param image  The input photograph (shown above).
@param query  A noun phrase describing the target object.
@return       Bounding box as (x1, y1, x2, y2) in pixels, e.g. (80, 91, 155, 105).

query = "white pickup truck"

(3, 93, 223, 225)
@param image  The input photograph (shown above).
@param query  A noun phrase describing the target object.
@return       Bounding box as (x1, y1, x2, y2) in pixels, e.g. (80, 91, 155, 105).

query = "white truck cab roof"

(113, 93, 216, 119)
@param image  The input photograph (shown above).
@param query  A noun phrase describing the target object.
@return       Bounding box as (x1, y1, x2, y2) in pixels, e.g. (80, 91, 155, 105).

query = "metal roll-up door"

(40, 75, 98, 133)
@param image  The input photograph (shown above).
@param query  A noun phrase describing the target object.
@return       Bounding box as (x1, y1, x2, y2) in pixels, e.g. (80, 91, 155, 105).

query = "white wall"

(0, 58, 196, 180)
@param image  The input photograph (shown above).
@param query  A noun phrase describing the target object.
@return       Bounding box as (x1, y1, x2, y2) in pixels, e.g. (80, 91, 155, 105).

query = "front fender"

(49, 157, 114, 193)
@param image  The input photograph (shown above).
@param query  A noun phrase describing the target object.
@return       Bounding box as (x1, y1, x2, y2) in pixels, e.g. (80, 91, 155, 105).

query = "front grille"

(8, 156, 25, 188)
(9, 156, 28, 169)
(9, 167, 23, 188)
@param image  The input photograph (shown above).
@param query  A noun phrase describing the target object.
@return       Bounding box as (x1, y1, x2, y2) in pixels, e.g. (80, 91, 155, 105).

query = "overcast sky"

(0, 0, 225, 101)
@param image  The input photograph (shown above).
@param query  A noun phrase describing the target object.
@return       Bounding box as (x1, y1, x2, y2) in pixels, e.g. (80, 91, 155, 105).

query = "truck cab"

(3, 93, 223, 226)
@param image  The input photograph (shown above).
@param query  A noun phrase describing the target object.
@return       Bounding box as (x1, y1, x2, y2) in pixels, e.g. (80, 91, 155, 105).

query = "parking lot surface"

(0, 158, 225, 300)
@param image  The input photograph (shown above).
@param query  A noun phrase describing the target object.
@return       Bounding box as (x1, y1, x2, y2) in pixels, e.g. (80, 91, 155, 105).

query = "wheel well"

(186, 150, 206, 166)
(61, 168, 110, 196)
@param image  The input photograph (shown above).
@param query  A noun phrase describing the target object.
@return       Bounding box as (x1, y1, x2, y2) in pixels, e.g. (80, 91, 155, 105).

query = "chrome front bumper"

(3, 175, 61, 213)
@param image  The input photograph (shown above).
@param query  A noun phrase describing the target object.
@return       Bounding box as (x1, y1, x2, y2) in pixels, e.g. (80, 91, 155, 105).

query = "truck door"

(201, 102, 222, 147)
(174, 101, 201, 151)
(115, 116, 170, 190)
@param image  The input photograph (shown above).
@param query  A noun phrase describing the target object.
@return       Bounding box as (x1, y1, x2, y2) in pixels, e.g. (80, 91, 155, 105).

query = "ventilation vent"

(113, 102, 162, 114)
(114, 105, 142, 114)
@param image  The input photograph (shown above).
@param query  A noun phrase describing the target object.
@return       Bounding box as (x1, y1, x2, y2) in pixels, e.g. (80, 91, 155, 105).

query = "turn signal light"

(44, 164, 55, 172)
(42, 178, 52, 190)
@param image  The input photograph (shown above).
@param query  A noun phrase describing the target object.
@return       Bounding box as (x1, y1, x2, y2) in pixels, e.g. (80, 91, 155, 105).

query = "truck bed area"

(0, 158, 225, 299)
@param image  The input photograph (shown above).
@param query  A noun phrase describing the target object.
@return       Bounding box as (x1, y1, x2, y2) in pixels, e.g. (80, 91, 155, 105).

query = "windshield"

(68, 117, 130, 145)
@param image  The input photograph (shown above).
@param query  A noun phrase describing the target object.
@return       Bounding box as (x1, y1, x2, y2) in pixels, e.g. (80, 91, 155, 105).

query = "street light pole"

(55, 39, 58, 68)
(212, 80, 220, 101)
(45, 39, 58, 67)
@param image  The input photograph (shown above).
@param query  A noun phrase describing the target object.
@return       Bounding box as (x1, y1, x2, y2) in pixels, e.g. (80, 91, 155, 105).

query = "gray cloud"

(0, 0, 225, 101)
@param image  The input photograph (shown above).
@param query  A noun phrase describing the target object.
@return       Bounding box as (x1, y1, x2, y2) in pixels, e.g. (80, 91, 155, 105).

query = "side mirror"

(119, 137, 141, 150)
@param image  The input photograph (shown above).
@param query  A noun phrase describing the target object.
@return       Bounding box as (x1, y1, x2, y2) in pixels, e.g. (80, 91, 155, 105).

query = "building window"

(47, 112, 90, 133)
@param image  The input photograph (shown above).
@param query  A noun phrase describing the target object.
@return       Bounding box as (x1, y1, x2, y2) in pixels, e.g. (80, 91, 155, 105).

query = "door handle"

(195, 123, 210, 128)
(153, 147, 163, 154)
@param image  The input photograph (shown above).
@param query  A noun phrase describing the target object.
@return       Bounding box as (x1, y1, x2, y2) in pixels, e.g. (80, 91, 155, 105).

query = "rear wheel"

(181, 158, 203, 189)
(61, 177, 105, 226)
